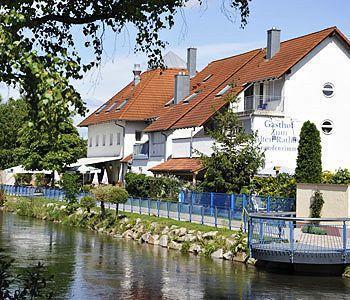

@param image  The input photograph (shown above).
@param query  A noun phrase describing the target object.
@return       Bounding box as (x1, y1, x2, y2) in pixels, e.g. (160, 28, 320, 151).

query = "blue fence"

(180, 190, 295, 215)
(0, 185, 87, 201)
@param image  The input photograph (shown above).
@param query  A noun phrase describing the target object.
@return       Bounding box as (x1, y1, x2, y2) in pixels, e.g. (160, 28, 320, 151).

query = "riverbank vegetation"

(3, 196, 249, 263)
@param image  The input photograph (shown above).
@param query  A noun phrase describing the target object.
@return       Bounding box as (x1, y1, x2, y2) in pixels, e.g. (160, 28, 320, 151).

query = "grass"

(4, 196, 236, 237)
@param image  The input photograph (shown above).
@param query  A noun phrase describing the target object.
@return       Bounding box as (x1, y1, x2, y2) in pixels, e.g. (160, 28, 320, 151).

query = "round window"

(321, 120, 334, 135)
(322, 83, 334, 97)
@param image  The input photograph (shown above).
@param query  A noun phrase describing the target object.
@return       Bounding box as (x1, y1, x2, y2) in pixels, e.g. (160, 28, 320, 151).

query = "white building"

(77, 51, 189, 183)
(131, 27, 350, 181)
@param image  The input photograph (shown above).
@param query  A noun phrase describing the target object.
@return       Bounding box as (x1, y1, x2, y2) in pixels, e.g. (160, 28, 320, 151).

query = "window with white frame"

(96, 135, 99, 146)
(102, 134, 106, 146)
(89, 137, 92, 147)
(109, 133, 113, 146)
(117, 132, 121, 145)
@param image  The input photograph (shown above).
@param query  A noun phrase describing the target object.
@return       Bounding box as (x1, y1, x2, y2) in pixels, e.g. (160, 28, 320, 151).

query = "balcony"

(133, 142, 149, 160)
(241, 95, 284, 117)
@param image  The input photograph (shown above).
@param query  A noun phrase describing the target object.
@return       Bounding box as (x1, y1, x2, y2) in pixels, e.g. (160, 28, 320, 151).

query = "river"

(1, 211, 350, 299)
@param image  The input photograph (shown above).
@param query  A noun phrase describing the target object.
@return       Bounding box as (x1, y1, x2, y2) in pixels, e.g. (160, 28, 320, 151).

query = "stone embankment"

(3, 197, 253, 264)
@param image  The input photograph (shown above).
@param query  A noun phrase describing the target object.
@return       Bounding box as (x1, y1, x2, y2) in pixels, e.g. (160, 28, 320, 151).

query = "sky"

(1, 0, 349, 137)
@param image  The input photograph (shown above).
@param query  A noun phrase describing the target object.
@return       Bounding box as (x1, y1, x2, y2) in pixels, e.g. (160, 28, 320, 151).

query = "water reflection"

(1, 212, 350, 299)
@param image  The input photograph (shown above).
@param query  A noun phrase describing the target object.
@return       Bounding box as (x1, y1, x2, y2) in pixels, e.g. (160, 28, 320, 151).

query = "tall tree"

(0, 98, 28, 169)
(295, 121, 322, 183)
(0, 1, 251, 172)
(200, 98, 265, 194)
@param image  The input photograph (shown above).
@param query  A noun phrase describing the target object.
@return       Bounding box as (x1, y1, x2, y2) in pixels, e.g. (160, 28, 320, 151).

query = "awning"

(69, 156, 121, 168)
(4, 165, 52, 174)
(150, 158, 204, 175)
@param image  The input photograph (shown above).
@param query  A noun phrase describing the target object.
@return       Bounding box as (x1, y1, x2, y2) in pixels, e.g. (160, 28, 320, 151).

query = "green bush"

(249, 173, 296, 198)
(331, 168, 350, 184)
(14, 173, 32, 186)
(35, 173, 46, 187)
(105, 186, 129, 215)
(80, 196, 96, 213)
(301, 225, 327, 235)
(125, 173, 182, 201)
(309, 190, 324, 219)
(61, 173, 80, 203)
(295, 121, 322, 184)
(91, 185, 109, 217)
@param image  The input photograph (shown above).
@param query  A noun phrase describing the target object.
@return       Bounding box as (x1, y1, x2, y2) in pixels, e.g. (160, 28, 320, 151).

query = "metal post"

(259, 218, 264, 243)
(210, 192, 214, 216)
(167, 202, 170, 218)
(189, 204, 192, 223)
(157, 200, 160, 217)
(228, 209, 232, 230)
(242, 194, 247, 211)
(139, 198, 142, 214)
(343, 221, 347, 262)
(231, 194, 235, 214)
(177, 202, 180, 221)
(248, 218, 253, 257)
(148, 199, 151, 216)
(266, 196, 271, 212)
(289, 221, 294, 263)
(201, 206, 204, 225)
(214, 206, 218, 228)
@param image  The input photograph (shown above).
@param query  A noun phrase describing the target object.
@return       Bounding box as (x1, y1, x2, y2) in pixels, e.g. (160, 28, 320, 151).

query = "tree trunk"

(101, 201, 105, 217)
(115, 203, 119, 216)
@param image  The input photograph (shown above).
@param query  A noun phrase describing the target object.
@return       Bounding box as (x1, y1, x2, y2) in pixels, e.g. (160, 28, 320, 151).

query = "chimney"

(133, 63, 141, 85)
(266, 28, 281, 59)
(187, 48, 197, 78)
(174, 72, 190, 104)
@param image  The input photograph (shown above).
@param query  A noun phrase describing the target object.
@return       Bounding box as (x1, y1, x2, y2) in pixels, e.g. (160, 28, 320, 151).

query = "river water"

(1, 212, 350, 299)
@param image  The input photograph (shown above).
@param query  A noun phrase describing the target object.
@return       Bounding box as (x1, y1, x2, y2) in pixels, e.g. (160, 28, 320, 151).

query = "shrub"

(249, 173, 296, 198)
(106, 186, 129, 215)
(80, 196, 96, 213)
(61, 173, 80, 203)
(91, 185, 109, 217)
(309, 190, 324, 219)
(301, 224, 327, 235)
(295, 121, 322, 183)
(125, 173, 182, 201)
(35, 173, 46, 187)
(331, 168, 350, 184)
(14, 173, 32, 186)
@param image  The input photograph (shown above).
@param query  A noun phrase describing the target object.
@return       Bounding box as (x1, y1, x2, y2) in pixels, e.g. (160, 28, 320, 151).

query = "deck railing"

(247, 211, 350, 264)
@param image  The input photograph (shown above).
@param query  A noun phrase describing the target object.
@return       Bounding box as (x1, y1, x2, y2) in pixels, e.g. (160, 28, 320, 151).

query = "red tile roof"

(145, 27, 350, 132)
(120, 154, 133, 163)
(79, 68, 185, 126)
(149, 158, 204, 174)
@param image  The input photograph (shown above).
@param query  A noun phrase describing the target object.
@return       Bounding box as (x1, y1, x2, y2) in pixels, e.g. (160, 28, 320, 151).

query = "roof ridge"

(210, 27, 337, 65)
(149, 49, 262, 132)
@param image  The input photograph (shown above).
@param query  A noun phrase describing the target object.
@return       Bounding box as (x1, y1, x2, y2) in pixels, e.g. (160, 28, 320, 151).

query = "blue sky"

(1, 0, 349, 136)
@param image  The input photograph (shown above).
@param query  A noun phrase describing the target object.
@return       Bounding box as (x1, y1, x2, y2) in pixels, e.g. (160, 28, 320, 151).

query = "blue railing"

(180, 191, 295, 215)
(247, 211, 350, 264)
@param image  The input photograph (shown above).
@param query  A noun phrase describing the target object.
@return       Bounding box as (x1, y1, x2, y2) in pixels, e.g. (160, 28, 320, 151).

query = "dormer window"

(95, 104, 107, 115)
(202, 74, 212, 82)
(105, 100, 119, 113)
(215, 85, 231, 97)
(116, 99, 128, 110)
(164, 97, 174, 107)
(183, 93, 197, 104)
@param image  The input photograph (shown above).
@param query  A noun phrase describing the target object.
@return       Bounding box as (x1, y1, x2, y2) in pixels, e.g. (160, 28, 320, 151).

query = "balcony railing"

(133, 142, 149, 159)
(244, 95, 284, 112)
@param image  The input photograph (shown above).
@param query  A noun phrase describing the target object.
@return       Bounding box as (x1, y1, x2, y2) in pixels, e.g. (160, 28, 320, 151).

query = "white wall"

(87, 121, 148, 159)
(87, 122, 124, 157)
(283, 36, 350, 171)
